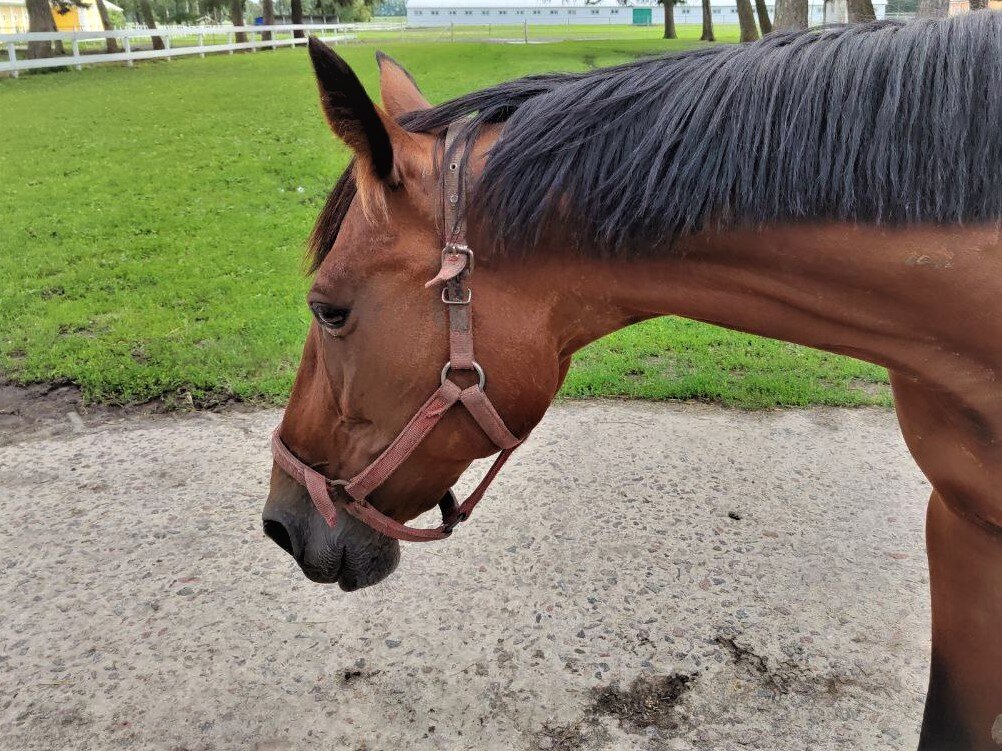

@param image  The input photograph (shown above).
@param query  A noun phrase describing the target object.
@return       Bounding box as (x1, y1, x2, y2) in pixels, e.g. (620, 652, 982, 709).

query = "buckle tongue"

(424, 245, 474, 289)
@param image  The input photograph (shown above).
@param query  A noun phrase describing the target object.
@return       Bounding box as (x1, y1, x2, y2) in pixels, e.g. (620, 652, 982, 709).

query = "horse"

(262, 15, 1002, 749)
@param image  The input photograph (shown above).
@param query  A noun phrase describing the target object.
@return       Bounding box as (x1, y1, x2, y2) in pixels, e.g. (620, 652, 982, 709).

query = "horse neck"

(524, 222, 1002, 385)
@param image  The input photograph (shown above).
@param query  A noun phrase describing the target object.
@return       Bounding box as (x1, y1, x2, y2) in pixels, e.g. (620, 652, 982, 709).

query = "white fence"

(0, 23, 401, 77)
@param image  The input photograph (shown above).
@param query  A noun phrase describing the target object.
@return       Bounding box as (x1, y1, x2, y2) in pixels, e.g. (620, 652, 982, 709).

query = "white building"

(406, 0, 888, 27)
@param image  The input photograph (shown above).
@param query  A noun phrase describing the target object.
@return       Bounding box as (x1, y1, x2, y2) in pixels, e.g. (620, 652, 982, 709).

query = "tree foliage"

(112, 0, 374, 23)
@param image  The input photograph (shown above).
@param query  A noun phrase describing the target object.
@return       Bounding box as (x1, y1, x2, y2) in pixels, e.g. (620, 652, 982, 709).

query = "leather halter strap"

(271, 119, 525, 543)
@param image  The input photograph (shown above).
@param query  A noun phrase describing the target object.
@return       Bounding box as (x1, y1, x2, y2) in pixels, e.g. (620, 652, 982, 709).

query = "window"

(550, 8, 558, 12)
(611, 8, 618, 13)
(533, 9, 541, 13)
(482, 9, 489, 13)
(413, 9, 422, 13)
(465, 9, 473, 13)
(449, 10, 456, 14)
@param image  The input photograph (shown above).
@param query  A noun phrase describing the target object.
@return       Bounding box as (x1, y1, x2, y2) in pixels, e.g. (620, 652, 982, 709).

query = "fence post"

(71, 37, 81, 70)
(123, 33, 133, 67)
(198, 31, 205, 57)
(450, 22, 454, 42)
(523, 19, 527, 42)
(229, 31, 234, 54)
(6, 41, 17, 79)
(164, 34, 171, 61)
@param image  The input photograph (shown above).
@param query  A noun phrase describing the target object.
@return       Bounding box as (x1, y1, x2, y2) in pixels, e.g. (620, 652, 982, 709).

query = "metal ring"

(441, 361, 486, 389)
(441, 287, 472, 305)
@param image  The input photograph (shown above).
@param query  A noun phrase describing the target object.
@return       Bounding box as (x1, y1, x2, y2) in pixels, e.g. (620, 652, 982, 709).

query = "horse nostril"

(263, 518, 297, 559)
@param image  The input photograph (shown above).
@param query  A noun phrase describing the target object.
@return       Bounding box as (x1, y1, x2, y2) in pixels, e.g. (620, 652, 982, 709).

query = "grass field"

(0, 32, 890, 409)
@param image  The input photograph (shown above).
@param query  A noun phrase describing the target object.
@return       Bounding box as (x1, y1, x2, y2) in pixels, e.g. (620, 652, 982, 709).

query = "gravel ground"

(0, 401, 931, 751)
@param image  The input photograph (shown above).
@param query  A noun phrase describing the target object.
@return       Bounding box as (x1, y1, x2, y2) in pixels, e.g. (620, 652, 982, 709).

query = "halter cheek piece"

(270, 120, 525, 543)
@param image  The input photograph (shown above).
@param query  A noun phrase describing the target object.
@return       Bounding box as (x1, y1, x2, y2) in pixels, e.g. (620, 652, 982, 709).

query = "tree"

(291, 0, 303, 36)
(137, 0, 165, 49)
(230, 0, 247, 43)
(261, 0, 275, 41)
(917, 0, 948, 14)
(660, 0, 677, 39)
(311, 0, 373, 21)
(25, 0, 56, 59)
(773, 0, 807, 30)
(970, 0, 988, 8)
(94, 0, 120, 53)
(754, 0, 772, 33)
(847, 0, 875, 21)
(736, 0, 759, 41)
(700, 0, 714, 41)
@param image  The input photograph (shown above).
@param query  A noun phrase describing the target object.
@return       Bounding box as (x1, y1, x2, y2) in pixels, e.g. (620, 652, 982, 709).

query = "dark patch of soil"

(589, 672, 696, 734)
(531, 671, 696, 749)
(0, 379, 253, 446)
(714, 635, 805, 696)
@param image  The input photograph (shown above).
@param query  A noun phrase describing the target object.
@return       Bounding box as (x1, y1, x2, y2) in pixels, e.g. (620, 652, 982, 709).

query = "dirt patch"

(714, 635, 806, 696)
(530, 672, 696, 750)
(0, 379, 253, 446)
(590, 672, 696, 734)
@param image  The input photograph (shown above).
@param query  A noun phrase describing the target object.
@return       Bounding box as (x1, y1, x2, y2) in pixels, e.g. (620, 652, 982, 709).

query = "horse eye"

(310, 302, 350, 331)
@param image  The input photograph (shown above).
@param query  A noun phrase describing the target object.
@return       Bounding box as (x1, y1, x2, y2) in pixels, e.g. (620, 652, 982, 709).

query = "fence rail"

(0, 23, 401, 77)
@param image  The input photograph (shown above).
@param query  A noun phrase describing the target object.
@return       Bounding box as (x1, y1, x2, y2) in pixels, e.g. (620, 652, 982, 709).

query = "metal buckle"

(441, 360, 486, 389)
(442, 243, 474, 274)
(442, 287, 472, 305)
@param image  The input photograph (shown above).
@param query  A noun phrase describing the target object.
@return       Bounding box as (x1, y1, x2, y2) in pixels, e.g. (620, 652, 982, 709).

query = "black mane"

(312, 14, 1002, 266)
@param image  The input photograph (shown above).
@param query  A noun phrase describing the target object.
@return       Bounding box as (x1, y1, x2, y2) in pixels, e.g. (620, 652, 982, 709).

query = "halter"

(270, 120, 524, 542)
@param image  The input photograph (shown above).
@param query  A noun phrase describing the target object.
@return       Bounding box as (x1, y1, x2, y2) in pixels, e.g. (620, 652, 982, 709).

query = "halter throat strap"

(271, 119, 524, 542)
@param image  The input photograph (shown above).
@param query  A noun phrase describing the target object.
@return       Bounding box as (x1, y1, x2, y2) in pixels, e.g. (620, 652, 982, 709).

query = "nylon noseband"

(271, 120, 524, 542)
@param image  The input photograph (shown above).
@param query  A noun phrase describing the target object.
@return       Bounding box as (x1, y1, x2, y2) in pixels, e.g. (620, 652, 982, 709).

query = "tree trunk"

(736, 0, 759, 41)
(138, 0, 165, 50)
(773, 0, 808, 30)
(917, 0, 949, 15)
(25, 0, 55, 59)
(261, 0, 274, 42)
(662, 1, 676, 38)
(700, 0, 715, 41)
(847, 0, 876, 21)
(755, 0, 772, 33)
(291, 0, 304, 37)
(230, 0, 247, 43)
(94, 0, 120, 54)
(970, 0, 988, 8)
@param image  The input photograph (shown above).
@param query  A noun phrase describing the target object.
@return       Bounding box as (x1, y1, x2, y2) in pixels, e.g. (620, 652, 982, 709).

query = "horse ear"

(307, 37, 401, 183)
(376, 51, 431, 120)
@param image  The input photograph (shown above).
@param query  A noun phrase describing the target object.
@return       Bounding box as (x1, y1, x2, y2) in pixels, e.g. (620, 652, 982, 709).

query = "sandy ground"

(0, 401, 931, 751)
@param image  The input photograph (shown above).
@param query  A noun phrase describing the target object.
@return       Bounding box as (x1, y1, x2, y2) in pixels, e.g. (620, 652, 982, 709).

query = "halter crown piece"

(270, 120, 525, 542)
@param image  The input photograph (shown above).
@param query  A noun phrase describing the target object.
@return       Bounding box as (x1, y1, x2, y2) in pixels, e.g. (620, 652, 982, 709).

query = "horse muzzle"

(262, 481, 400, 591)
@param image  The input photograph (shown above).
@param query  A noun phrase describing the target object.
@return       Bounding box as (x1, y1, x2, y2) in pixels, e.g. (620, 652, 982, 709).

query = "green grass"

(0, 33, 890, 409)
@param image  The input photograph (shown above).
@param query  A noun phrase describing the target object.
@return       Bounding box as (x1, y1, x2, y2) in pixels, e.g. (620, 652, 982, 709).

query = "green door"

(632, 7, 652, 24)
